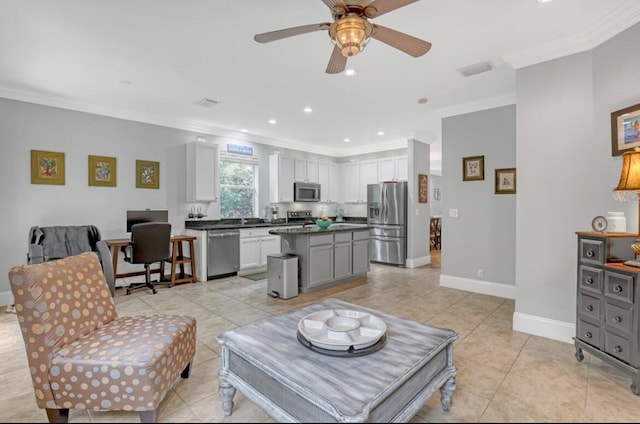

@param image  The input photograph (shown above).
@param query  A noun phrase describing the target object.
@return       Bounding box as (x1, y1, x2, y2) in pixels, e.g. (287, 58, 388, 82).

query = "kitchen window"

(219, 152, 259, 218)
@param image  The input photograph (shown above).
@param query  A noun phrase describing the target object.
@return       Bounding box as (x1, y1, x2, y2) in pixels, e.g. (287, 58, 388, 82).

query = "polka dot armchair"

(8, 251, 197, 423)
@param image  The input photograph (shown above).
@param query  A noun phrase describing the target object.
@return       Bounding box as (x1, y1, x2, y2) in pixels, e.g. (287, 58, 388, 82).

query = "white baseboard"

(512, 311, 575, 344)
(406, 254, 430, 268)
(439, 274, 516, 299)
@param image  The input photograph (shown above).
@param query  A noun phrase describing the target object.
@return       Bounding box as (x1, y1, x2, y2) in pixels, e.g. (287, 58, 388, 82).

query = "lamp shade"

(615, 148, 640, 191)
(333, 15, 373, 57)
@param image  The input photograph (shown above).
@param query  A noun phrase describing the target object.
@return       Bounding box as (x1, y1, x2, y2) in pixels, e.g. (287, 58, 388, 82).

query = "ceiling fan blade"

(254, 23, 330, 43)
(370, 24, 431, 57)
(322, 0, 347, 12)
(326, 45, 347, 74)
(366, 0, 419, 18)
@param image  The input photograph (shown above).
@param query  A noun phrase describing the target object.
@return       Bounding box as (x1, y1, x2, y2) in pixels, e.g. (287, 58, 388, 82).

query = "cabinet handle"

(586, 249, 595, 257)
(614, 345, 622, 353)
(613, 285, 623, 293)
(585, 277, 593, 285)
(614, 316, 622, 323)
(585, 331, 592, 339)
(585, 305, 593, 312)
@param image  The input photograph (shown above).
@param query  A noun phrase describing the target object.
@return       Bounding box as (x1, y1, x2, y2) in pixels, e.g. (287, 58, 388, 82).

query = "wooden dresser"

(574, 231, 640, 394)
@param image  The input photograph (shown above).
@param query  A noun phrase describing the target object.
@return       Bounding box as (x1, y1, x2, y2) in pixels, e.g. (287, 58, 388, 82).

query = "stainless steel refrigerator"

(367, 181, 407, 266)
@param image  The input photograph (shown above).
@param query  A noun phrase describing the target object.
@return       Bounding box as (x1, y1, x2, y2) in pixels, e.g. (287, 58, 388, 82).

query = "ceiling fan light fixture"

(333, 15, 372, 57)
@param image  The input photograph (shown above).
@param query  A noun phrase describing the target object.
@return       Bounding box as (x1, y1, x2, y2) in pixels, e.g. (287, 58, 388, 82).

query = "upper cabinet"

(186, 141, 218, 202)
(269, 153, 295, 203)
(294, 159, 318, 183)
(318, 161, 343, 203)
(378, 156, 408, 182)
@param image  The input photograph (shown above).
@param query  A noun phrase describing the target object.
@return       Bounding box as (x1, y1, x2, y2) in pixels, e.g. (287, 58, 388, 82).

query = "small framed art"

(418, 174, 428, 203)
(88, 155, 117, 187)
(611, 102, 640, 156)
(136, 160, 160, 189)
(31, 149, 65, 185)
(462, 155, 484, 181)
(495, 168, 516, 194)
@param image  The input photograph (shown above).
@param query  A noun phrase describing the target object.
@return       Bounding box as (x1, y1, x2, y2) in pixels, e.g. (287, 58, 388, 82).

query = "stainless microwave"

(294, 182, 321, 202)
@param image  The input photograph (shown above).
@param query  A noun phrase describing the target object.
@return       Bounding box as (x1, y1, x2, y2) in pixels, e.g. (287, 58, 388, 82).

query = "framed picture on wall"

(418, 174, 428, 203)
(611, 102, 640, 156)
(495, 168, 516, 194)
(136, 159, 160, 189)
(31, 149, 65, 185)
(462, 155, 484, 181)
(88, 155, 117, 187)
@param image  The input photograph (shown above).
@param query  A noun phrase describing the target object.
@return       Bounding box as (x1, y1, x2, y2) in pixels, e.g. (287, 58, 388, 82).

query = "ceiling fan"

(254, 0, 432, 74)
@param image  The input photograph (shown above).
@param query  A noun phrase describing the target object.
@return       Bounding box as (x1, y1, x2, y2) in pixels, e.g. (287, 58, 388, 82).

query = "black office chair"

(125, 222, 172, 295)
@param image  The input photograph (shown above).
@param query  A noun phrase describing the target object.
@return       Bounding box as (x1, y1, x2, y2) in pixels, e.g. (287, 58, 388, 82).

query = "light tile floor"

(2, 253, 639, 423)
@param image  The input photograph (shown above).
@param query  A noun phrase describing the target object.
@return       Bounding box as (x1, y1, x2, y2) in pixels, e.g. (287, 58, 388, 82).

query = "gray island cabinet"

(269, 225, 370, 293)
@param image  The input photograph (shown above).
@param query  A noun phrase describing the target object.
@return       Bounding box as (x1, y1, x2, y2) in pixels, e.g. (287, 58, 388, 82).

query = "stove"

(286, 210, 314, 224)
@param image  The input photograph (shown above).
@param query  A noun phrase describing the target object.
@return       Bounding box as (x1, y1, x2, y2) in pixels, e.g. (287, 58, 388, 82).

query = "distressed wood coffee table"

(216, 298, 458, 423)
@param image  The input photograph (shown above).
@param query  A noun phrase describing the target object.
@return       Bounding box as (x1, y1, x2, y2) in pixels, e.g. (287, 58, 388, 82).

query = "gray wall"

(513, 22, 640, 342)
(440, 105, 517, 297)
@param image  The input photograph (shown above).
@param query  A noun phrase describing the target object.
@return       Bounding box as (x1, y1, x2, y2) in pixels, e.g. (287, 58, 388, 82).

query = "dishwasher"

(207, 229, 240, 279)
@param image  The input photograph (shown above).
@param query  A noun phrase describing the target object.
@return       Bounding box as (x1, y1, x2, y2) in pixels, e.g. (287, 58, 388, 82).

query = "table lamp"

(614, 147, 640, 265)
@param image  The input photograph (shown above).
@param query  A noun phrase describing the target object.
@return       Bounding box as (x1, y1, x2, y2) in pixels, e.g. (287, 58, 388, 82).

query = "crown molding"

(437, 93, 516, 119)
(503, 0, 640, 69)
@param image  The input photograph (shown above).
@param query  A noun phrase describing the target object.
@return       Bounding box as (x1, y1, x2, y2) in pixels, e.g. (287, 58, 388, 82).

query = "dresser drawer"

(605, 330, 633, 365)
(576, 318, 601, 349)
(577, 292, 602, 321)
(579, 238, 604, 265)
(605, 301, 634, 336)
(578, 265, 603, 294)
(604, 270, 634, 305)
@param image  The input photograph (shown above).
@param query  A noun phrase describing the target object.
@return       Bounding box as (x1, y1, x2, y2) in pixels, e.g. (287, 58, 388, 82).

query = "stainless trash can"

(267, 253, 298, 299)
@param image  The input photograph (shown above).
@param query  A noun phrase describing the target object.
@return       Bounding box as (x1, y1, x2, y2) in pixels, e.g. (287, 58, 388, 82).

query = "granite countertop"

(268, 223, 371, 235)
(185, 217, 367, 231)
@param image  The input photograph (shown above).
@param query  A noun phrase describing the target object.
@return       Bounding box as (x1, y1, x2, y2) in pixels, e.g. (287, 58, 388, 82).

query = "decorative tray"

(297, 309, 387, 352)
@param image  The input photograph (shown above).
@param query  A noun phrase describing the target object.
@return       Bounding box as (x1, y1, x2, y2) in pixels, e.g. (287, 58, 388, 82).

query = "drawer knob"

(585, 305, 594, 312)
(585, 331, 592, 339)
(613, 285, 623, 293)
(614, 316, 622, 323)
(614, 345, 622, 353)
(585, 277, 593, 285)
(586, 249, 595, 258)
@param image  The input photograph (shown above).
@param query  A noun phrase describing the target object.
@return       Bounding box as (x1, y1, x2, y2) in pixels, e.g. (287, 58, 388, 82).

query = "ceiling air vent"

(195, 98, 220, 107)
(457, 61, 494, 77)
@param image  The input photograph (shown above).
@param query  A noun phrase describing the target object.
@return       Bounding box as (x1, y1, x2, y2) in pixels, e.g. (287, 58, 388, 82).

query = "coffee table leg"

(219, 378, 236, 416)
(440, 375, 456, 411)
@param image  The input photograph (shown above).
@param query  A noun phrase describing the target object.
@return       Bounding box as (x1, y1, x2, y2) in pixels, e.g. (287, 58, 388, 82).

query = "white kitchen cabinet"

(395, 156, 408, 181)
(294, 159, 318, 183)
(186, 141, 219, 202)
(269, 153, 295, 203)
(318, 161, 342, 203)
(378, 156, 408, 182)
(359, 159, 378, 202)
(318, 161, 329, 202)
(240, 228, 281, 273)
(343, 162, 360, 203)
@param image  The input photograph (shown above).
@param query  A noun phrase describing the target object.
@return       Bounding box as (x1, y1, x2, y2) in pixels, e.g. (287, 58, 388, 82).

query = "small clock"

(591, 216, 608, 232)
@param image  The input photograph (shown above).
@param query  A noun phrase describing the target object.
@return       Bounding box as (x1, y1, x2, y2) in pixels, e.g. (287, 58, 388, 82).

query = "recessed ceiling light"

(377, 131, 384, 136)
(344, 138, 350, 142)
(240, 129, 248, 133)
(537, 0, 553, 3)
(303, 107, 312, 113)
(268, 119, 277, 124)
(344, 69, 357, 76)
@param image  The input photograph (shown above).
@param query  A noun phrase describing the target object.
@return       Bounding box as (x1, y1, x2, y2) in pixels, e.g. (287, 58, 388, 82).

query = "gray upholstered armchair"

(27, 225, 116, 296)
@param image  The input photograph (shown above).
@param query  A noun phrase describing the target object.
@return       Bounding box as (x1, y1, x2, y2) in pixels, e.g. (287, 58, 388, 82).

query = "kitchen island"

(268, 224, 371, 293)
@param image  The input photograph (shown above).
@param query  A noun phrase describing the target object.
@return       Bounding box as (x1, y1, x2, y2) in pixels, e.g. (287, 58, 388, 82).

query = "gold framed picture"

(462, 155, 484, 181)
(31, 149, 65, 185)
(88, 155, 117, 187)
(611, 102, 640, 156)
(495, 168, 516, 194)
(418, 174, 428, 203)
(136, 159, 160, 189)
